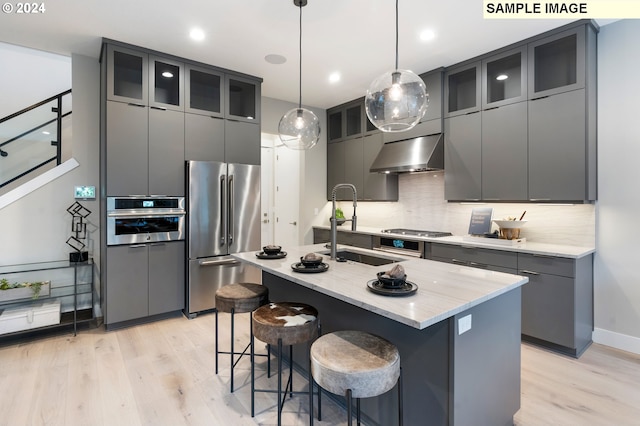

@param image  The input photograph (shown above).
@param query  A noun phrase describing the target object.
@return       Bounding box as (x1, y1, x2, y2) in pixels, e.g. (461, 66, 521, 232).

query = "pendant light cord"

(395, 0, 399, 70)
(298, 2, 303, 109)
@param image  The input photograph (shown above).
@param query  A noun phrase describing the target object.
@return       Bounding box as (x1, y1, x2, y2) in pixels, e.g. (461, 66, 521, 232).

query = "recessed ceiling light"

(329, 72, 341, 83)
(42, 131, 50, 135)
(265, 54, 287, 65)
(419, 29, 436, 42)
(190, 28, 205, 41)
(162, 71, 174, 78)
(496, 74, 509, 81)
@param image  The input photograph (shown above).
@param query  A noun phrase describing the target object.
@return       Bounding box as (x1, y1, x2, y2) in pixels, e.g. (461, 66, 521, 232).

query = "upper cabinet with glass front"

(528, 26, 586, 99)
(149, 55, 184, 111)
(444, 62, 481, 117)
(482, 46, 527, 109)
(185, 65, 224, 117)
(106, 45, 148, 105)
(226, 75, 261, 123)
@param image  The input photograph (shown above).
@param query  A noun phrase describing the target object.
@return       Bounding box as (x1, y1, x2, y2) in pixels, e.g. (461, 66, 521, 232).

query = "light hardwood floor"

(0, 313, 638, 426)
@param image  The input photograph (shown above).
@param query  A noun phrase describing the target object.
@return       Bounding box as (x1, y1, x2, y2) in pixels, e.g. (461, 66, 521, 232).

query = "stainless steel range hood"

(370, 133, 444, 173)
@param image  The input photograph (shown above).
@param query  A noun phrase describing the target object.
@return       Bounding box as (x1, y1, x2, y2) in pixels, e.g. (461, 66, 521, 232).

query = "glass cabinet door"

(445, 62, 481, 117)
(482, 47, 527, 109)
(528, 27, 585, 98)
(345, 102, 363, 139)
(185, 65, 224, 117)
(328, 109, 343, 142)
(226, 75, 261, 123)
(149, 55, 184, 111)
(107, 45, 148, 104)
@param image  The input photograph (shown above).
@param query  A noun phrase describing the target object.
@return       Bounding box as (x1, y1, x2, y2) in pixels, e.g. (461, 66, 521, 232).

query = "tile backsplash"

(332, 171, 595, 247)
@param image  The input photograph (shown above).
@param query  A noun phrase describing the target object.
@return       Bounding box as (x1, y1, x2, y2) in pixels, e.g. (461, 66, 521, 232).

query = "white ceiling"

(0, 1, 597, 109)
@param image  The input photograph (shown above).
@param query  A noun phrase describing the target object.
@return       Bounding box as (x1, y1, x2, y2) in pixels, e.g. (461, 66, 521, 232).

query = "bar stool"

(214, 282, 269, 393)
(310, 330, 403, 426)
(251, 301, 320, 426)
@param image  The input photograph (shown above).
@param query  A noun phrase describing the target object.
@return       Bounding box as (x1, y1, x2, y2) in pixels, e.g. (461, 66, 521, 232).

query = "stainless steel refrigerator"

(186, 160, 262, 317)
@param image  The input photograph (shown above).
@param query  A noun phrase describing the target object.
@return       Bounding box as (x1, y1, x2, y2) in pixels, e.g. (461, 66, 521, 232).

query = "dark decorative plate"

(291, 262, 329, 273)
(366, 279, 418, 296)
(256, 251, 287, 259)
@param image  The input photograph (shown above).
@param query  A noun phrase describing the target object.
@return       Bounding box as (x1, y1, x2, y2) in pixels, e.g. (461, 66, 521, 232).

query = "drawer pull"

(469, 262, 488, 269)
(452, 259, 468, 266)
(532, 254, 555, 259)
(520, 270, 540, 276)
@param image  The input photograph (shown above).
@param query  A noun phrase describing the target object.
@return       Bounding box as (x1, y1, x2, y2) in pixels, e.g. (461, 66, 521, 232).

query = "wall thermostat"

(74, 185, 96, 200)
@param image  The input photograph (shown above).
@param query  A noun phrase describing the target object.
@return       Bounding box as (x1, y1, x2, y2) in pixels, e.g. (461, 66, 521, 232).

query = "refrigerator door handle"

(220, 175, 227, 247)
(198, 258, 241, 266)
(228, 174, 234, 246)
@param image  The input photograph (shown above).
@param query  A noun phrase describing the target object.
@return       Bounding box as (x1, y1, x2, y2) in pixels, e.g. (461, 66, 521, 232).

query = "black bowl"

(377, 271, 407, 288)
(300, 255, 323, 267)
(263, 245, 282, 255)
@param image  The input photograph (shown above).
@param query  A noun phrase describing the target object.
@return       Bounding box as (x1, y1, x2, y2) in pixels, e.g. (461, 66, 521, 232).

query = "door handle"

(263, 219, 269, 223)
(289, 221, 297, 225)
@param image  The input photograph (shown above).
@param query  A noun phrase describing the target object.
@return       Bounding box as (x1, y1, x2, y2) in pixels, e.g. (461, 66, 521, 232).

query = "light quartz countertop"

(233, 244, 528, 330)
(313, 225, 595, 258)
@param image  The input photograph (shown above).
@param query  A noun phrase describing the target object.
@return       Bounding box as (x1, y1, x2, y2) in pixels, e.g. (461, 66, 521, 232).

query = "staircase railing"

(0, 89, 72, 189)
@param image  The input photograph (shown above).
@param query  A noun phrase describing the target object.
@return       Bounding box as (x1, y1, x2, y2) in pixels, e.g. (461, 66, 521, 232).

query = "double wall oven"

(106, 196, 186, 246)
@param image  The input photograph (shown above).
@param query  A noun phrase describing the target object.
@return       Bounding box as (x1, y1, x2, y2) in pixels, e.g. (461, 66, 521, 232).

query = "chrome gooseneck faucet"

(330, 183, 357, 260)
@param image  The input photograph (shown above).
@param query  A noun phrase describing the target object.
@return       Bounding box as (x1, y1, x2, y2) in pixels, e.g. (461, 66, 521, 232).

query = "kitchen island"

(233, 244, 528, 426)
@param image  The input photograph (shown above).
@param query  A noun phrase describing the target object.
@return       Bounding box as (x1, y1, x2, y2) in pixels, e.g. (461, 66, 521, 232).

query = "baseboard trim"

(593, 327, 640, 355)
(0, 158, 79, 210)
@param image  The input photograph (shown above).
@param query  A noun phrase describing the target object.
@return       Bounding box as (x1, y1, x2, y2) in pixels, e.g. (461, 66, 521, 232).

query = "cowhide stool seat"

(310, 330, 403, 426)
(214, 282, 269, 393)
(251, 301, 320, 426)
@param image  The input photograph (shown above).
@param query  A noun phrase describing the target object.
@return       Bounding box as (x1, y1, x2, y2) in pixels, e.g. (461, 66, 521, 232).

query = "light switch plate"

(458, 314, 472, 335)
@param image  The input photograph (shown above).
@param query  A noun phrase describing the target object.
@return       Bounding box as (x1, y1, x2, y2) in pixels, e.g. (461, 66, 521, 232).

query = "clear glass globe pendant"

(278, 0, 320, 150)
(365, 0, 428, 133)
(279, 107, 321, 150)
(366, 70, 428, 132)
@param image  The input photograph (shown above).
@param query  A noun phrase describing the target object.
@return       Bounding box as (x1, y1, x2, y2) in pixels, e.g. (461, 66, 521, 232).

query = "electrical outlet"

(458, 314, 472, 335)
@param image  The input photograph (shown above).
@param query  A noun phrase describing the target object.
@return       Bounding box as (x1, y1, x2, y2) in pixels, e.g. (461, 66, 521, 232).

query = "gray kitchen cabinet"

(344, 137, 364, 196)
(149, 55, 184, 112)
(518, 253, 593, 357)
(106, 44, 148, 105)
(363, 132, 398, 201)
(528, 26, 587, 99)
(225, 120, 260, 165)
(327, 98, 364, 143)
(327, 141, 347, 200)
(105, 101, 184, 196)
(328, 107, 344, 143)
(106, 101, 148, 196)
(528, 89, 592, 201)
(105, 242, 185, 326)
(148, 108, 185, 196)
(226, 74, 261, 124)
(312, 228, 373, 249)
(444, 112, 482, 200)
(444, 62, 481, 117)
(149, 241, 185, 316)
(105, 244, 148, 324)
(185, 114, 225, 162)
(481, 101, 528, 200)
(185, 64, 224, 117)
(482, 46, 527, 109)
(430, 243, 518, 273)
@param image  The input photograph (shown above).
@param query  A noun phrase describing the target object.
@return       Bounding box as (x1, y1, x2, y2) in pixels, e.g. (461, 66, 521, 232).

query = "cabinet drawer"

(338, 232, 372, 249)
(313, 228, 330, 244)
(518, 253, 574, 278)
(431, 244, 517, 269)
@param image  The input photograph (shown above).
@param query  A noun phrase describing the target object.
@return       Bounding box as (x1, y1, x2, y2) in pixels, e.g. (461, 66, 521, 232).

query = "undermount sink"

(318, 249, 402, 266)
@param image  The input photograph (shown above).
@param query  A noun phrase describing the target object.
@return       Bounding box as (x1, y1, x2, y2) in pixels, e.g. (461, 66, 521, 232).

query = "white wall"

(0, 42, 71, 118)
(592, 20, 640, 353)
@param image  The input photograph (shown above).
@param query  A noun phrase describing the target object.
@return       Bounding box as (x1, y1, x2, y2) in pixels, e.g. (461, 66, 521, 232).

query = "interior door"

(274, 143, 301, 247)
(260, 134, 275, 245)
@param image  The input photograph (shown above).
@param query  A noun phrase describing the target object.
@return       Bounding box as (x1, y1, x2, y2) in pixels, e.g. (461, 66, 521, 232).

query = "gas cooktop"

(381, 228, 453, 238)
